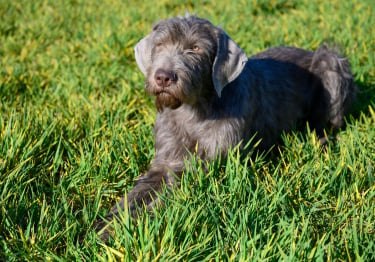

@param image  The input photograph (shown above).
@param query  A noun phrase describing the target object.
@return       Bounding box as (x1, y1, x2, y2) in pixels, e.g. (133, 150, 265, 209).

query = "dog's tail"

(310, 46, 356, 128)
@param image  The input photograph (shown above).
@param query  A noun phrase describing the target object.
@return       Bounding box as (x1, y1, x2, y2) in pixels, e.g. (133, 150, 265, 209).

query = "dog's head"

(134, 15, 248, 111)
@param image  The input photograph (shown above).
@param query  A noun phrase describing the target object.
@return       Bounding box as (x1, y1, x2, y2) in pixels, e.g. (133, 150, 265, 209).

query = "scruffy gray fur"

(95, 15, 356, 239)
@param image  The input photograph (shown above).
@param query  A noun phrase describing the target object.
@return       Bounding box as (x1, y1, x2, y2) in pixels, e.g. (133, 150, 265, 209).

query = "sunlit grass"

(1, 0, 374, 260)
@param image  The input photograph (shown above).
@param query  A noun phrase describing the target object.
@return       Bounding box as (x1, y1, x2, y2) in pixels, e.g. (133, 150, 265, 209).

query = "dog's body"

(95, 15, 355, 238)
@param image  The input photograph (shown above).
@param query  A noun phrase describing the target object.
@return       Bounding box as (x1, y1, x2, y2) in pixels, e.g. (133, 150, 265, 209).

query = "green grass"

(1, 0, 374, 260)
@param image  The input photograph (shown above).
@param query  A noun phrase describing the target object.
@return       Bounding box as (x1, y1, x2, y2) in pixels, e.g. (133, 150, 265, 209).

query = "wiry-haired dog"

(95, 15, 356, 239)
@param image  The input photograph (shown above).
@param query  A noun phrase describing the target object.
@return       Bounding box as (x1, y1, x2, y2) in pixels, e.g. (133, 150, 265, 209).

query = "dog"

(95, 15, 356, 239)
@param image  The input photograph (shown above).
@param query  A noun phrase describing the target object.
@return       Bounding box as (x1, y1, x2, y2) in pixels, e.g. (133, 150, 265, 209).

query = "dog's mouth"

(155, 90, 171, 96)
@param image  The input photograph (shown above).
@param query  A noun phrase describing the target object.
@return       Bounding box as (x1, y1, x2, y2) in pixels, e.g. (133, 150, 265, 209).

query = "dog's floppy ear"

(212, 31, 248, 97)
(134, 34, 153, 76)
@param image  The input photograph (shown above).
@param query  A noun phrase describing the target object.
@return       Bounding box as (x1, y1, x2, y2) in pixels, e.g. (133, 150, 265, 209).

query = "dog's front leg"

(126, 166, 180, 214)
(95, 165, 180, 240)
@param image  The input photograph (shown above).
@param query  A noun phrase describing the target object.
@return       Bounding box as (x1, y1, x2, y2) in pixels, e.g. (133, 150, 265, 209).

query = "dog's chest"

(155, 107, 244, 159)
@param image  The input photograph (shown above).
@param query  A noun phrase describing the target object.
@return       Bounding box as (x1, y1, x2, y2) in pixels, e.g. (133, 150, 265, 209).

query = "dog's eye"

(192, 45, 200, 52)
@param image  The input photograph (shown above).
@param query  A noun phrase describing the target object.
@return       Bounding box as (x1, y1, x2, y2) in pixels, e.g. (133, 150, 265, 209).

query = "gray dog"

(95, 15, 356, 238)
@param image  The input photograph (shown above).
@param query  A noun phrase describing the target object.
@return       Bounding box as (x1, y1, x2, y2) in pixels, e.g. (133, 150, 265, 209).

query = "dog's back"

(251, 46, 356, 129)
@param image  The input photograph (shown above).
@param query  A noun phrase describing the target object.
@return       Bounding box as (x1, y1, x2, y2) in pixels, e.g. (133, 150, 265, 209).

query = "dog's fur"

(95, 15, 356, 239)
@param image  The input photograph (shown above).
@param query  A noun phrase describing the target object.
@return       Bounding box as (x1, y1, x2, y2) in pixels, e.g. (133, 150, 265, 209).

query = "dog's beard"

(146, 80, 182, 111)
(155, 92, 182, 111)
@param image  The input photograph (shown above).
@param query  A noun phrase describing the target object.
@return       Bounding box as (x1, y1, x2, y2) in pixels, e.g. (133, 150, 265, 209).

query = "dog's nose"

(154, 69, 176, 87)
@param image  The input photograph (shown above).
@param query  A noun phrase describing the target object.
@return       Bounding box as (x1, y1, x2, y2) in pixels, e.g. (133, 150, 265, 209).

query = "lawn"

(0, 0, 374, 260)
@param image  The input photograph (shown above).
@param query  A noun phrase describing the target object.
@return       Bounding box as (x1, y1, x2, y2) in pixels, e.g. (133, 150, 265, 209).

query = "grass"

(0, 0, 374, 260)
